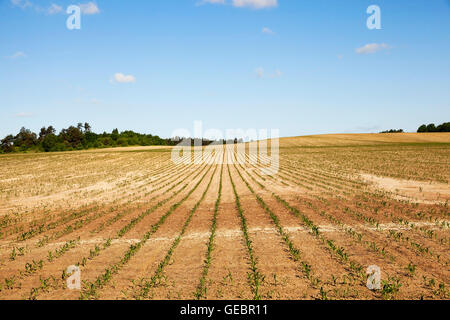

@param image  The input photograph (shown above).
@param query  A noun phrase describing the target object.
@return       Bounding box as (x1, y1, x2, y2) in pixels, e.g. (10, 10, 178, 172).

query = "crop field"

(0, 133, 449, 300)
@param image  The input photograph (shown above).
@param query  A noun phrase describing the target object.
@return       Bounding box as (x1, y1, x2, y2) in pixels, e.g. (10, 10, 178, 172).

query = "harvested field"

(0, 134, 449, 300)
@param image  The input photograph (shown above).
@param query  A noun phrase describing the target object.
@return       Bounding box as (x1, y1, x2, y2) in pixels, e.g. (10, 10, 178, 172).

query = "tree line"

(0, 123, 176, 154)
(380, 129, 404, 133)
(417, 122, 450, 133)
(0, 123, 247, 154)
(379, 122, 450, 134)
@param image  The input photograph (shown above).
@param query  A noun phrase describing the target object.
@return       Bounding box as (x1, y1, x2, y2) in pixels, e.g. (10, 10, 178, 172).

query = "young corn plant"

(194, 164, 223, 300)
(381, 275, 402, 300)
(138, 165, 217, 300)
(80, 164, 213, 300)
(233, 162, 323, 292)
(228, 165, 265, 300)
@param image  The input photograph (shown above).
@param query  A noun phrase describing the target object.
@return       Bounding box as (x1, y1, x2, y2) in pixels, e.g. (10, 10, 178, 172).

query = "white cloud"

(272, 69, 282, 77)
(232, 0, 278, 9)
(7, 51, 27, 59)
(111, 73, 136, 84)
(196, 0, 278, 9)
(355, 43, 391, 55)
(79, 2, 100, 15)
(11, 0, 32, 9)
(47, 3, 62, 15)
(11, 1, 79, 16)
(196, 0, 226, 6)
(255, 67, 264, 78)
(15, 112, 33, 118)
(262, 27, 275, 35)
(255, 67, 282, 79)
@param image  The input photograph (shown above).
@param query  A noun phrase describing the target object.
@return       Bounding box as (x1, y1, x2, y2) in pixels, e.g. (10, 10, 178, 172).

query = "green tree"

(437, 122, 450, 132)
(84, 122, 91, 133)
(426, 124, 436, 132)
(39, 126, 56, 142)
(1, 135, 15, 153)
(111, 129, 119, 141)
(60, 126, 84, 148)
(417, 124, 428, 133)
(15, 127, 37, 150)
(42, 134, 58, 152)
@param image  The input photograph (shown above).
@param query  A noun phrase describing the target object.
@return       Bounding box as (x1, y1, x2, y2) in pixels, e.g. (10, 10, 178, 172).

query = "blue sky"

(1, 0, 449, 138)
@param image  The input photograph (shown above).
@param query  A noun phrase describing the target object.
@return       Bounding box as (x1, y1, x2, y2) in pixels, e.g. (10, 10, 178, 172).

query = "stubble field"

(0, 133, 449, 300)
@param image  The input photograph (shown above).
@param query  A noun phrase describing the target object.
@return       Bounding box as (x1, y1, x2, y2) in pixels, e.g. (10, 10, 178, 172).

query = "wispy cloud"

(355, 43, 392, 55)
(262, 27, 275, 35)
(11, 0, 32, 9)
(196, 0, 226, 6)
(111, 73, 136, 84)
(197, 0, 278, 9)
(255, 68, 282, 79)
(79, 2, 100, 15)
(6, 51, 27, 59)
(15, 112, 34, 118)
(232, 0, 278, 9)
(271, 69, 282, 78)
(255, 67, 264, 78)
(47, 3, 63, 15)
(11, 1, 100, 15)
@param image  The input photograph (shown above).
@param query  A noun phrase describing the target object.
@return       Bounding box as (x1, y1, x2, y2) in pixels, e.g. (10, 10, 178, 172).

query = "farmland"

(0, 133, 449, 300)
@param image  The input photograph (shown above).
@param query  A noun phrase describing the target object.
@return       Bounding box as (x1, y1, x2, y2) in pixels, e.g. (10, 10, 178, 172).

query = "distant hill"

(279, 133, 450, 147)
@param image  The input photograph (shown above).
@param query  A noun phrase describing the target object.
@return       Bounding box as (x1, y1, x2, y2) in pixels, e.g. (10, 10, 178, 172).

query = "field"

(0, 133, 449, 300)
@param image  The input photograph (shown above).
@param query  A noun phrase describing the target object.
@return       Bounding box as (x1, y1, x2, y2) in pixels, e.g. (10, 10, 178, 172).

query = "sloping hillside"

(280, 133, 450, 147)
